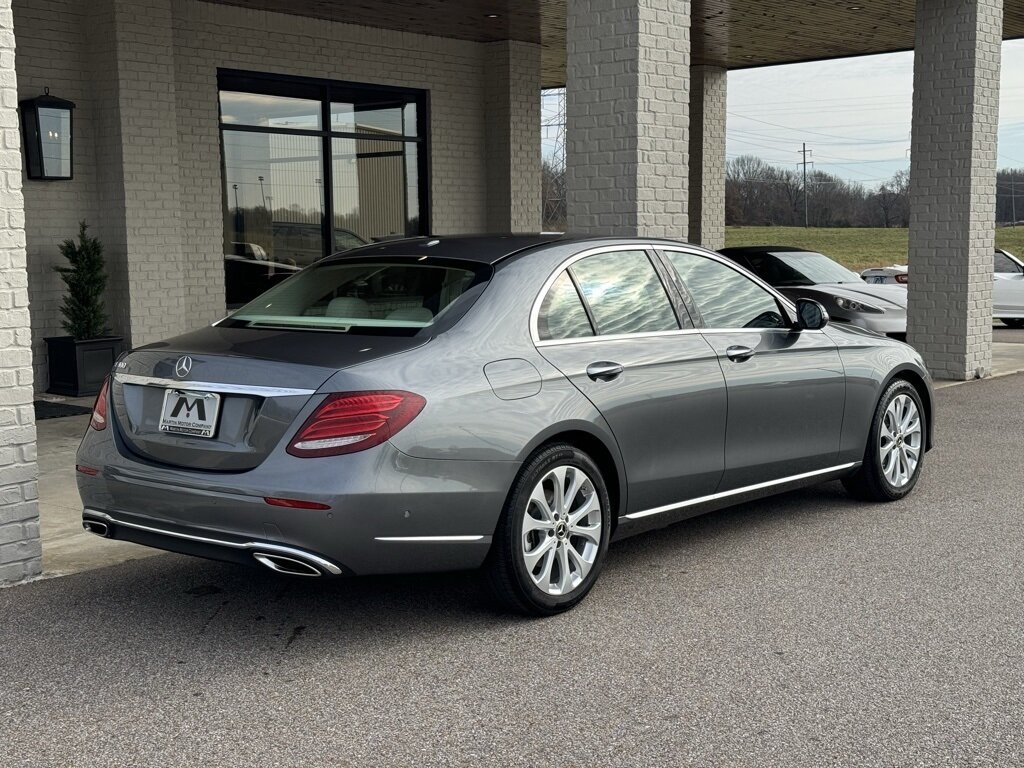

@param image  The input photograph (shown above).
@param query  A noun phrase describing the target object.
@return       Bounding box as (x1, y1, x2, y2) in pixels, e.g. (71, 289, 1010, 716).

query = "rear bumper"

(76, 432, 519, 576)
(83, 509, 346, 575)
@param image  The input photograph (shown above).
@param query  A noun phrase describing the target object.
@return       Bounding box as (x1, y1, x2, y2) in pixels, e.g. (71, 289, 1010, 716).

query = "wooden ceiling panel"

(203, 0, 1024, 88)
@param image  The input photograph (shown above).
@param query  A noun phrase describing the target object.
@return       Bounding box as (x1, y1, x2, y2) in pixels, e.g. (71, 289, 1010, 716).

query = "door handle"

(725, 345, 755, 362)
(586, 361, 624, 381)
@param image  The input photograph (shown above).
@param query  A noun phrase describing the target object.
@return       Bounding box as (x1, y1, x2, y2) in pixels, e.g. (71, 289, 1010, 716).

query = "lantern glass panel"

(38, 106, 71, 178)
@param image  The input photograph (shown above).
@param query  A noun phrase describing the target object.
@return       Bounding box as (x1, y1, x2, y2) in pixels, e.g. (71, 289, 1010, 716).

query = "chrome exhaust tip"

(252, 552, 322, 577)
(83, 520, 110, 538)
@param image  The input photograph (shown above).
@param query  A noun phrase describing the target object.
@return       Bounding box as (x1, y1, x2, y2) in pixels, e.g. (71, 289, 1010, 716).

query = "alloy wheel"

(879, 393, 922, 488)
(521, 465, 602, 596)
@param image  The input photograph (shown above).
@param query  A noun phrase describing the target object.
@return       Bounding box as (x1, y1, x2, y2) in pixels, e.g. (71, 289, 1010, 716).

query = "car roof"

(322, 234, 586, 265)
(719, 245, 814, 256)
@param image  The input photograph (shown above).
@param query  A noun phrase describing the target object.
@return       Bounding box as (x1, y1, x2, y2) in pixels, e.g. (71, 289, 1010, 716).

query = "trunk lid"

(110, 324, 428, 471)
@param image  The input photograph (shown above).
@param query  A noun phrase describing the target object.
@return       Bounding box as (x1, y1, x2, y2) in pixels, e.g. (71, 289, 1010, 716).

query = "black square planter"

(45, 336, 124, 397)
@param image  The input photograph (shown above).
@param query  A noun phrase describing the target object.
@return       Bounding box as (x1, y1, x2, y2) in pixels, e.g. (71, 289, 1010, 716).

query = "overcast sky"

(542, 39, 1024, 191)
(727, 39, 1024, 188)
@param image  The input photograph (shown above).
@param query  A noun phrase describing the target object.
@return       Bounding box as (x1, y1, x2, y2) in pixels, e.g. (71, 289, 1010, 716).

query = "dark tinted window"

(994, 251, 1022, 273)
(570, 251, 679, 335)
(666, 251, 787, 329)
(537, 272, 594, 341)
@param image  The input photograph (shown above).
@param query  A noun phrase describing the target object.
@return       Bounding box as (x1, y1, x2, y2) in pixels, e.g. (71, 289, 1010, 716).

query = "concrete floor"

(36, 412, 158, 576)
(4, 368, 1024, 766)
(30, 330, 1024, 578)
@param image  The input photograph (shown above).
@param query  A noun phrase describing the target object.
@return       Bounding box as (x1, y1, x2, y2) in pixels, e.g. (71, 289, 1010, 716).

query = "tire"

(485, 443, 612, 616)
(1001, 318, 1024, 329)
(842, 378, 926, 502)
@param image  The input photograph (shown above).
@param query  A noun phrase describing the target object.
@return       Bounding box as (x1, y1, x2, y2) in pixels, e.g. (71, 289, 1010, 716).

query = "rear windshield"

(223, 257, 491, 336)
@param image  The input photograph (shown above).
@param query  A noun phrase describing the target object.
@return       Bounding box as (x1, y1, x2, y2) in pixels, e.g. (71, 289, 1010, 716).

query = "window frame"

(217, 69, 431, 262)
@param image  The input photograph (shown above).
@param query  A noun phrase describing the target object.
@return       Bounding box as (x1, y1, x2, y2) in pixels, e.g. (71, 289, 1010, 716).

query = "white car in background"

(994, 248, 1024, 328)
(862, 265, 908, 285)
(862, 249, 1024, 328)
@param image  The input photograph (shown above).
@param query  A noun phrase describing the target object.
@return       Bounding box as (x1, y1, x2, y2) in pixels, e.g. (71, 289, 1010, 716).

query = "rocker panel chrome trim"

(624, 462, 860, 520)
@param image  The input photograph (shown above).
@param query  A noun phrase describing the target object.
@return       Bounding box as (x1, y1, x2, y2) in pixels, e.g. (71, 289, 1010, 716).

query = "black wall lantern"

(19, 88, 75, 180)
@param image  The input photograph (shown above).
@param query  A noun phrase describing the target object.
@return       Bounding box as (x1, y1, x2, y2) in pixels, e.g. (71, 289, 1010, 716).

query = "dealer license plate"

(158, 389, 222, 438)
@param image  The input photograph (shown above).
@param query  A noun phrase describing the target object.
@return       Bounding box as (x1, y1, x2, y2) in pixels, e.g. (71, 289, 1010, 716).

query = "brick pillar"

(565, 0, 691, 237)
(484, 41, 542, 232)
(90, 0, 185, 349)
(0, 0, 41, 584)
(907, 0, 1002, 380)
(688, 65, 726, 250)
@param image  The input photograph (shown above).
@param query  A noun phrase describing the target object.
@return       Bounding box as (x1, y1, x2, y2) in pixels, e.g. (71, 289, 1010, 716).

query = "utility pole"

(799, 143, 813, 228)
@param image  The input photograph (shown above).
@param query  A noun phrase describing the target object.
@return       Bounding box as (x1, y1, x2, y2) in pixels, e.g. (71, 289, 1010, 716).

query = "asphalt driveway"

(2, 375, 1023, 767)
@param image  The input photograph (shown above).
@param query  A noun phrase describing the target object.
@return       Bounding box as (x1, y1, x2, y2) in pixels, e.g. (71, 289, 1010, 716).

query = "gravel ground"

(2, 375, 1023, 767)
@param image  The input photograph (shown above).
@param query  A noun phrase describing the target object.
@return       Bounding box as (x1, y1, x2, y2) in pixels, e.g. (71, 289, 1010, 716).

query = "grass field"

(724, 226, 1024, 272)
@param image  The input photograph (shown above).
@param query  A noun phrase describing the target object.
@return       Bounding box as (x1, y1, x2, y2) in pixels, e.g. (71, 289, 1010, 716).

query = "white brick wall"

(14, 0, 101, 389)
(15, 0, 522, 382)
(906, 0, 1002, 380)
(688, 65, 726, 250)
(0, 0, 40, 584)
(565, 0, 691, 238)
(484, 40, 542, 232)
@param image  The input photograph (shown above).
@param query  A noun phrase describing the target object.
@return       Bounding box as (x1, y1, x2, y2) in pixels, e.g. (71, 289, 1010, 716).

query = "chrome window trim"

(114, 373, 315, 398)
(83, 509, 343, 574)
(535, 325, 823, 349)
(624, 462, 859, 520)
(530, 242, 804, 346)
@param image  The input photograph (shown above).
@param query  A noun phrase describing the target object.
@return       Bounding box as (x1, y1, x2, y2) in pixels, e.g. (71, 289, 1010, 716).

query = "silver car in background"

(720, 246, 909, 339)
(78, 235, 933, 615)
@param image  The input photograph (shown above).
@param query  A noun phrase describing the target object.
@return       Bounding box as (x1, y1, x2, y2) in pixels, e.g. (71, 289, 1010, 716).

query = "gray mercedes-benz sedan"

(78, 235, 933, 615)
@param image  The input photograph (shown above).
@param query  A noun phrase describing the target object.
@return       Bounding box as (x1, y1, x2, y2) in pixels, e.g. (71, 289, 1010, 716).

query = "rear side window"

(537, 272, 594, 341)
(226, 258, 490, 336)
(570, 251, 679, 335)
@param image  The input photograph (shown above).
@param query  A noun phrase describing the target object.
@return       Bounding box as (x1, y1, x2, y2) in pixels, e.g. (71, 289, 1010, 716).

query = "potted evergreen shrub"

(45, 221, 124, 396)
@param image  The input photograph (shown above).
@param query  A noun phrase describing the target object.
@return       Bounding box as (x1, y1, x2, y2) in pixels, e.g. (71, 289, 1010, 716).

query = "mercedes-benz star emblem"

(174, 356, 193, 378)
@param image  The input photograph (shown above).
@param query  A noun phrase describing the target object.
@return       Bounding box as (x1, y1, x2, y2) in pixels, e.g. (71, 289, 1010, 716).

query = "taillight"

(287, 391, 426, 458)
(90, 376, 110, 431)
(896, 274, 909, 284)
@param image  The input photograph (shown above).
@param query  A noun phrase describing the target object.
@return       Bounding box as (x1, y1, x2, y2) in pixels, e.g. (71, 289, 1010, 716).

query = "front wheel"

(485, 443, 612, 616)
(843, 379, 926, 502)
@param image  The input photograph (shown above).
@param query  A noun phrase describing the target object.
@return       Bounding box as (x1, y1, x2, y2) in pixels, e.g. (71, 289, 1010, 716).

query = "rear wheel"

(1001, 318, 1024, 329)
(842, 379, 926, 502)
(485, 443, 611, 616)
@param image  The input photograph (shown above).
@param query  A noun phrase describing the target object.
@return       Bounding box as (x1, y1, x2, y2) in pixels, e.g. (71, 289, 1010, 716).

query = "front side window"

(226, 258, 488, 336)
(219, 72, 427, 308)
(665, 251, 787, 329)
(994, 251, 1022, 274)
(569, 251, 679, 335)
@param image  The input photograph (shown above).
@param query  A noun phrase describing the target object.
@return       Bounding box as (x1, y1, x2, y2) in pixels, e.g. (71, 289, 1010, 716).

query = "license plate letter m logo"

(171, 394, 207, 421)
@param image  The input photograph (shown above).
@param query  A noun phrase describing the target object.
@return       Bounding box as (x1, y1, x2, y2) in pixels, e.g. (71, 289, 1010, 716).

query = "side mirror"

(795, 298, 829, 330)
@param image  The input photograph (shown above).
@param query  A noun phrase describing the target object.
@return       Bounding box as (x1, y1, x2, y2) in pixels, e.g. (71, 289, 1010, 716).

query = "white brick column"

(907, 0, 1002, 380)
(565, 0, 691, 237)
(0, 0, 41, 584)
(90, 0, 185, 349)
(688, 65, 726, 250)
(484, 41, 542, 232)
